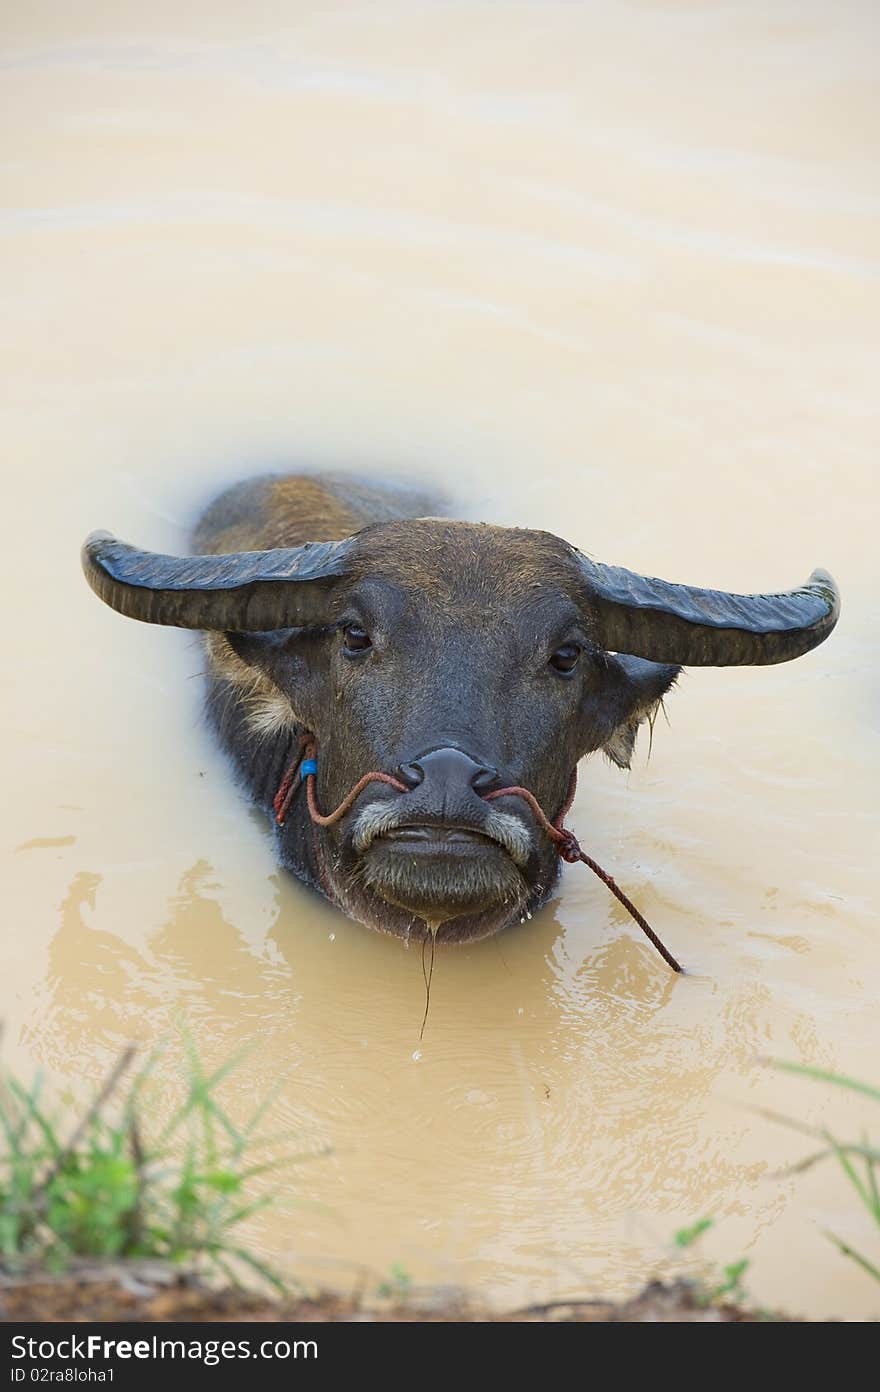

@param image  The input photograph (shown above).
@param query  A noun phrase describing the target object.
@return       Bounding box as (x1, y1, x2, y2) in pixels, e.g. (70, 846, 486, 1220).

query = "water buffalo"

(82, 473, 839, 946)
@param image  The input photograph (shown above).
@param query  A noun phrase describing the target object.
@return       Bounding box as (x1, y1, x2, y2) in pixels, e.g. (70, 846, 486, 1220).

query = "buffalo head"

(82, 516, 839, 944)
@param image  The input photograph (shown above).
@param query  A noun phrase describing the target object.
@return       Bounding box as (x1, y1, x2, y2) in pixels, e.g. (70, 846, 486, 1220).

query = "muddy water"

(2, 2, 879, 1318)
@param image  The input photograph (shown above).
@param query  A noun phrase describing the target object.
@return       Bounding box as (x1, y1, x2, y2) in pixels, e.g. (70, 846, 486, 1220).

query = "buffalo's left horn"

(81, 532, 355, 630)
(575, 553, 840, 666)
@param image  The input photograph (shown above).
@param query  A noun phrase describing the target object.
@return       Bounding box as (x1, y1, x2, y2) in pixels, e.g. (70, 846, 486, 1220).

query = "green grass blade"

(226, 1246, 288, 1295)
(774, 1142, 880, 1179)
(763, 1059, 880, 1105)
(863, 1130, 880, 1225)
(6, 1077, 62, 1157)
(823, 1129, 871, 1211)
(824, 1230, 880, 1285)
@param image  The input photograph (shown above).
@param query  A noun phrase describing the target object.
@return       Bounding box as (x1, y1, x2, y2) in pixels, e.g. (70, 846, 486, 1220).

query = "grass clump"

(673, 1216, 751, 1307)
(0, 1039, 299, 1290)
(673, 1063, 880, 1310)
(762, 1059, 880, 1285)
(376, 1261, 413, 1301)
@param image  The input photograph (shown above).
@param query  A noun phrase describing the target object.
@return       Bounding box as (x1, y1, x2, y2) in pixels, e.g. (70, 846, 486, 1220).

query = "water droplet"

(328, 932, 336, 941)
(411, 1049, 422, 1061)
(517, 1007, 524, 1016)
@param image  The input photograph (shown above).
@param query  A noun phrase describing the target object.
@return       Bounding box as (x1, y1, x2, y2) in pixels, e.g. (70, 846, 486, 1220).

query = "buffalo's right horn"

(81, 532, 355, 631)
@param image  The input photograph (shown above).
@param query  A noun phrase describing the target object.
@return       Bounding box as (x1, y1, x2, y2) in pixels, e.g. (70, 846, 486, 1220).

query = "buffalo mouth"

(348, 803, 533, 926)
(378, 824, 505, 852)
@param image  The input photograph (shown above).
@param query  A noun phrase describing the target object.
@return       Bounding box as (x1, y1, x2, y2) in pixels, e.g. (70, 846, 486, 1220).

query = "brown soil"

(1, 1262, 781, 1322)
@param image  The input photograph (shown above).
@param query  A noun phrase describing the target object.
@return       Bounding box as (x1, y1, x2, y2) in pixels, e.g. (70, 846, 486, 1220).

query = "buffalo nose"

(399, 747, 501, 796)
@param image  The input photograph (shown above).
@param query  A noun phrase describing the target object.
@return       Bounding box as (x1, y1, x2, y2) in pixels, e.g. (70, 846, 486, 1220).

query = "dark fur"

(195, 473, 678, 945)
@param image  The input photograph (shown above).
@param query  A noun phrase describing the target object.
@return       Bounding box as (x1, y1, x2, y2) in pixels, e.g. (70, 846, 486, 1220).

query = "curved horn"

(575, 553, 840, 666)
(82, 531, 355, 631)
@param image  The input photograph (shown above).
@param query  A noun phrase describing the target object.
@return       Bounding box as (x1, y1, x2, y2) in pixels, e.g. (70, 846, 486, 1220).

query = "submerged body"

(82, 472, 839, 945)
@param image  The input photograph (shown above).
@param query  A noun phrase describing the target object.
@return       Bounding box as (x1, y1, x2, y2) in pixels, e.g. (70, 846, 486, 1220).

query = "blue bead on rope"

(301, 758, 318, 778)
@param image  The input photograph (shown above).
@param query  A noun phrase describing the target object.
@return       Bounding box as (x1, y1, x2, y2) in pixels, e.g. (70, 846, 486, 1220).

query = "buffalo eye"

(549, 643, 581, 675)
(342, 624, 372, 655)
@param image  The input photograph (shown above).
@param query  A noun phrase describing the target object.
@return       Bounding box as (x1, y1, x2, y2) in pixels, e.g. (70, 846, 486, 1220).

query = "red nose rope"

(273, 735, 683, 974)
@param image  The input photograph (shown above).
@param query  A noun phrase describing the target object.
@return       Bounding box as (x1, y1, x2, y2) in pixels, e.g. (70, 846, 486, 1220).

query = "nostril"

(398, 761, 424, 790)
(472, 765, 501, 793)
(399, 748, 501, 794)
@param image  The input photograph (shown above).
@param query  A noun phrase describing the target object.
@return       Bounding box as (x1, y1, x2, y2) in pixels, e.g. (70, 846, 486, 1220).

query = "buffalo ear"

(225, 629, 299, 678)
(588, 654, 680, 770)
(208, 630, 313, 741)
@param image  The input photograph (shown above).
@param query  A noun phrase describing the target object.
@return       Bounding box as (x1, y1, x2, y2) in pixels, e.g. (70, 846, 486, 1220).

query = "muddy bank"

(1, 1264, 783, 1323)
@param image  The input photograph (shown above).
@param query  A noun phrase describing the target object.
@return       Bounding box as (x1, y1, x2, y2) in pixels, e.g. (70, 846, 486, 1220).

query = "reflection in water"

(2, 0, 879, 1318)
(25, 851, 847, 1305)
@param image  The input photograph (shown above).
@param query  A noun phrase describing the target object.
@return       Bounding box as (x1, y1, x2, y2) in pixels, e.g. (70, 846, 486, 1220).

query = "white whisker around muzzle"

(351, 800, 532, 866)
